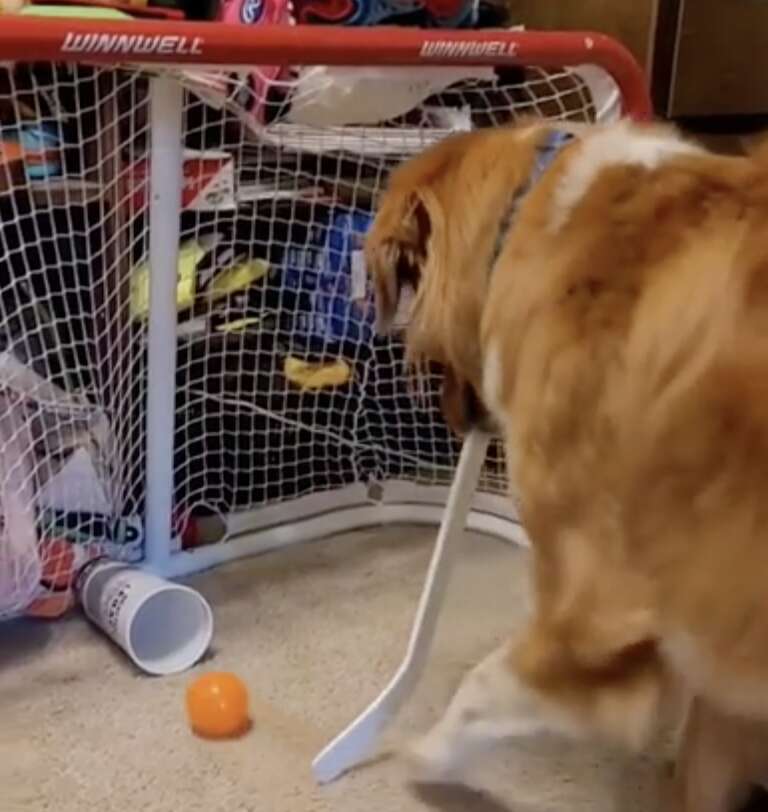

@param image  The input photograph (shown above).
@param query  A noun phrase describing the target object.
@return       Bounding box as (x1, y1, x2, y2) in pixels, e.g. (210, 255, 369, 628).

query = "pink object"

(215, 0, 295, 124)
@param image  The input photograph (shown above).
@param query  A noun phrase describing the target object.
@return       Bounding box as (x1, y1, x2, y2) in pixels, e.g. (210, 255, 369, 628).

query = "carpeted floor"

(2, 526, 666, 812)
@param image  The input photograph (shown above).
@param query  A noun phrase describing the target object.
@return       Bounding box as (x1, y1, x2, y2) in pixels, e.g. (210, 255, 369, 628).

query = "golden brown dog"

(366, 119, 768, 809)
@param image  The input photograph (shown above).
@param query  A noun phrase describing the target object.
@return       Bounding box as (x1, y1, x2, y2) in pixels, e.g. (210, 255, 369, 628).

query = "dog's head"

(365, 125, 546, 435)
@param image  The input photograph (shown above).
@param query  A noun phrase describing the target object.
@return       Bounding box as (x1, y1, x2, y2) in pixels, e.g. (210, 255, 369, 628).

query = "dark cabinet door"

(662, 0, 768, 116)
(507, 0, 657, 66)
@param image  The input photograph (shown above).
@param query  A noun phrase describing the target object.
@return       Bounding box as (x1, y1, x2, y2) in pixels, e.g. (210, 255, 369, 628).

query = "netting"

(0, 56, 621, 619)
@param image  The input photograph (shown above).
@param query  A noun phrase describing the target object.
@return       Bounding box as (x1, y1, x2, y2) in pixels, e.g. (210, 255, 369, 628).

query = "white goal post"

(0, 18, 649, 628)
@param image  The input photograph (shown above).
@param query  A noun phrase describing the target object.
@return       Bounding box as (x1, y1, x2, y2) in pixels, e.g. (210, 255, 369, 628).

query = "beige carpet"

(1, 526, 664, 811)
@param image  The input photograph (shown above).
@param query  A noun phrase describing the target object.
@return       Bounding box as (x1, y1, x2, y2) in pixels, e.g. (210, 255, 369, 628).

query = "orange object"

(25, 539, 79, 620)
(186, 672, 251, 739)
(26, 589, 76, 619)
(0, 141, 25, 194)
(39, 538, 76, 589)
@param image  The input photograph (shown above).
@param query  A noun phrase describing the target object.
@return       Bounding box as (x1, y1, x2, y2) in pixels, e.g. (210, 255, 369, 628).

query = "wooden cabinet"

(653, 0, 768, 117)
(509, 0, 768, 118)
(507, 0, 659, 70)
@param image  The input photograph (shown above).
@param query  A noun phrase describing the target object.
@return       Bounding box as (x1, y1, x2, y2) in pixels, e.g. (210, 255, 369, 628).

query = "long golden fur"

(366, 119, 768, 808)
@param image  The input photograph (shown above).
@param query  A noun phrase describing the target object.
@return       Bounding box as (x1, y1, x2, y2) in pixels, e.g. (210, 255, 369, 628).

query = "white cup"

(78, 559, 213, 676)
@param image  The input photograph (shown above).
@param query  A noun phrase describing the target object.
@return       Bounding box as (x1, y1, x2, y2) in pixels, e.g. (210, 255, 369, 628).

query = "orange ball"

(186, 672, 251, 739)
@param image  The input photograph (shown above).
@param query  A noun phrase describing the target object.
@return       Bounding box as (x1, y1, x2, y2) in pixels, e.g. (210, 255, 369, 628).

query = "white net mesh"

(0, 57, 619, 618)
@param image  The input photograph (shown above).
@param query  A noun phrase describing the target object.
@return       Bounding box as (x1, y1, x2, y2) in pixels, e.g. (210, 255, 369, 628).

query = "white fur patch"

(406, 644, 548, 783)
(482, 339, 523, 492)
(550, 123, 704, 232)
(481, 339, 504, 424)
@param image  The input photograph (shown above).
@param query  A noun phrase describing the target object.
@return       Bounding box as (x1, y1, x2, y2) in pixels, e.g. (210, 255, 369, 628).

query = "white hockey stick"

(312, 429, 491, 783)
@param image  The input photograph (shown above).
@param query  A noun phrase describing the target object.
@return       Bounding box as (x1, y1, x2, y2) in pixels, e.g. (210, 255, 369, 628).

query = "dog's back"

(483, 127, 768, 723)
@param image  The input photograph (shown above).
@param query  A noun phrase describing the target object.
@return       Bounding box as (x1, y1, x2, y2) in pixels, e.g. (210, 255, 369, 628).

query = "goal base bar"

(150, 486, 528, 580)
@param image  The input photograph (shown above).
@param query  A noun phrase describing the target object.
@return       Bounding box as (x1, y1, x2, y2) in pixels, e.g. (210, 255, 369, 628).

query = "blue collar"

(490, 129, 574, 268)
(529, 129, 574, 187)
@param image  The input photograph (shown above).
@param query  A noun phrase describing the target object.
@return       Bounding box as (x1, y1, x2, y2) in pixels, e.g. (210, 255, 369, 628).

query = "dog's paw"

(402, 731, 466, 786)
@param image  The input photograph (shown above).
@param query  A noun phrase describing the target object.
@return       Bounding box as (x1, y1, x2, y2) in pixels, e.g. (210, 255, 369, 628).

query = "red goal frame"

(0, 13, 654, 783)
(0, 18, 652, 120)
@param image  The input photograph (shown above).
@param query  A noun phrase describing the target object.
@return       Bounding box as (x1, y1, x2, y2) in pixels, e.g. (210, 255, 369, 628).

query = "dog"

(366, 119, 768, 810)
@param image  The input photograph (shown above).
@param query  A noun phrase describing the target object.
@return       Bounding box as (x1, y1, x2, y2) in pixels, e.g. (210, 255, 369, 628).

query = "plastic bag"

(286, 64, 494, 127)
(0, 394, 42, 618)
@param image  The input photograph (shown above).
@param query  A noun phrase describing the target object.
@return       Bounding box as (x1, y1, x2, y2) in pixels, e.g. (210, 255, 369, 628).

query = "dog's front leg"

(405, 641, 553, 784)
(671, 698, 753, 812)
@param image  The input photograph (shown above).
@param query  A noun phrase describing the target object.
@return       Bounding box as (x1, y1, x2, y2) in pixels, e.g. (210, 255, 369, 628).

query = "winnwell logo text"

(59, 33, 518, 59)
(419, 40, 519, 58)
(61, 33, 204, 56)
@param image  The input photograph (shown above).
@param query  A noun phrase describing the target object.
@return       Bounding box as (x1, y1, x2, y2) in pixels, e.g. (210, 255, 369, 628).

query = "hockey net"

(0, 27, 646, 619)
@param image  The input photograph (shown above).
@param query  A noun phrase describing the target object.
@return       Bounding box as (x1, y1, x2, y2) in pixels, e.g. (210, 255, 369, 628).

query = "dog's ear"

(365, 129, 479, 334)
(365, 191, 432, 334)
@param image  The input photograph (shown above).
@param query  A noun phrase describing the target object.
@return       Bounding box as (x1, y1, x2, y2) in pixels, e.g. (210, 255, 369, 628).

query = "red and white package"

(125, 149, 236, 214)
